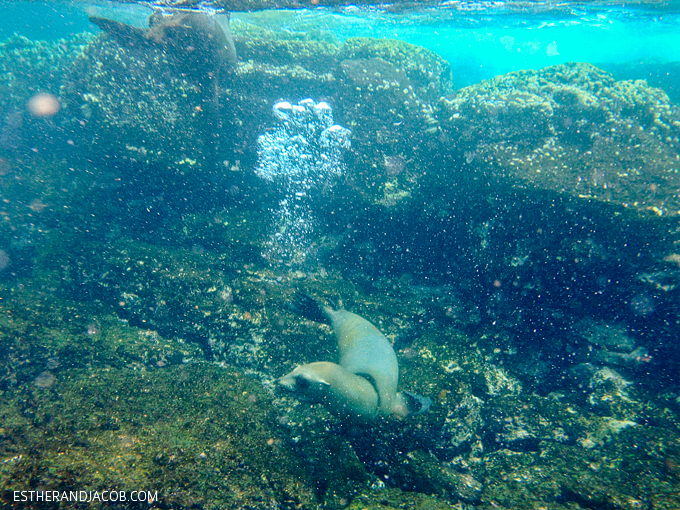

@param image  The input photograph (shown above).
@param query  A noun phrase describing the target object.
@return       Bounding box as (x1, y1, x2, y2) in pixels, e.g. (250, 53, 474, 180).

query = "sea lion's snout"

(276, 364, 333, 404)
(276, 362, 380, 419)
(276, 374, 296, 392)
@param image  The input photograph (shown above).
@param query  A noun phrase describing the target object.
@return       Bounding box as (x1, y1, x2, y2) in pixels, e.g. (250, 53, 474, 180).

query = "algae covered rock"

(0, 363, 318, 509)
(55, 28, 452, 196)
(434, 62, 680, 217)
(61, 36, 219, 172)
(0, 34, 93, 116)
(335, 37, 452, 205)
(0, 282, 203, 391)
(0, 34, 93, 158)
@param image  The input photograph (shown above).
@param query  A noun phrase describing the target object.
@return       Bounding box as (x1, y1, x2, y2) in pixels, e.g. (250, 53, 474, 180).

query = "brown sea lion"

(285, 293, 432, 419)
(89, 10, 236, 84)
(278, 361, 380, 420)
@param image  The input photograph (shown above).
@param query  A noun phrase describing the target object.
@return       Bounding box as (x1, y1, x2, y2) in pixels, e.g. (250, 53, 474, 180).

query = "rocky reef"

(1, 18, 680, 510)
(433, 62, 680, 216)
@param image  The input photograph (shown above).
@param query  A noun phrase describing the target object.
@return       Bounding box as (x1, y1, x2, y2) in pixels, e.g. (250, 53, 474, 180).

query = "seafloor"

(0, 15, 679, 510)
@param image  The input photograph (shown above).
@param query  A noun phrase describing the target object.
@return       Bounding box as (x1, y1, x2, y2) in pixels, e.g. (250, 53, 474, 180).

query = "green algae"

(340, 37, 452, 93)
(3, 234, 680, 509)
(1, 26, 680, 510)
(0, 283, 203, 390)
(346, 487, 457, 509)
(435, 62, 680, 217)
(0, 34, 94, 111)
(237, 38, 340, 71)
(0, 363, 317, 509)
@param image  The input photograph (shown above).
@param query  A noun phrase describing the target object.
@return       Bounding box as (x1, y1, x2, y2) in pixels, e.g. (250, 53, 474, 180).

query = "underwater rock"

(335, 38, 452, 205)
(58, 11, 238, 173)
(4, 22, 680, 510)
(51, 28, 450, 186)
(7, 225, 680, 509)
(0, 363, 319, 508)
(570, 318, 651, 373)
(0, 282, 203, 391)
(60, 35, 217, 171)
(577, 319, 637, 352)
(434, 62, 680, 217)
(397, 450, 483, 503)
(0, 35, 93, 158)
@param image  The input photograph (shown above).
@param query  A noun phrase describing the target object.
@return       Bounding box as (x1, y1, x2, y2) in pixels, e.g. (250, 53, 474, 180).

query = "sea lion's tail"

(288, 292, 331, 324)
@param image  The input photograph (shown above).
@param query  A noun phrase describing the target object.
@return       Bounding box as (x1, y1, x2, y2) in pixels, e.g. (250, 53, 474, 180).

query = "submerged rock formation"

(2, 24, 680, 510)
(432, 62, 680, 217)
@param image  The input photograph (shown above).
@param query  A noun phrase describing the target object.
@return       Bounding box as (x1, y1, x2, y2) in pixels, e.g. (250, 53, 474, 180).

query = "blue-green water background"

(2, 2, 680, 506)
(4, 0, 680, 92)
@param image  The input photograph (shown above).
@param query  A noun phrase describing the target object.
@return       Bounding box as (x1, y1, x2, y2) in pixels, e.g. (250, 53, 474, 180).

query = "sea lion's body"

(89, 11, 236, 84)
(279, 293, 431, 420)
(278, 361, 379, 420)
(326, 308, 401, 416)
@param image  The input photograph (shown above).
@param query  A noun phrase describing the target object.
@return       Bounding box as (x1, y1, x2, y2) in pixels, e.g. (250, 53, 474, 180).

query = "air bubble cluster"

(255, 99, 351, 264)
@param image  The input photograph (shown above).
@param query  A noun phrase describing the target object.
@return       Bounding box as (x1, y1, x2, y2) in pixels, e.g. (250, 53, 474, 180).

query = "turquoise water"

(234, 3, 680, 87)
(4, 1, 680, 86)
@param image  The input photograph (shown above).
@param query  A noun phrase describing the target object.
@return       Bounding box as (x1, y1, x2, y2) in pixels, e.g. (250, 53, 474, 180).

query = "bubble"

(500, 36, 515, 51)
(273, 101, 293, 120)
(87, 322, 100, 335)
(255, 99, 351, 264)
(0, 249, 9, 271)
(384, 155, 406, 176)
(33, 371, 56, 388)
(27, 93, 61, 118)
(28, 199, 47, 213)
(0, 157, 11, 176)
(629, 293, 655, 317)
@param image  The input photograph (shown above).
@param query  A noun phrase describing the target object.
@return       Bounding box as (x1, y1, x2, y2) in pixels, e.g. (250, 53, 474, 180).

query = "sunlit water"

(4, 1, 680, 91)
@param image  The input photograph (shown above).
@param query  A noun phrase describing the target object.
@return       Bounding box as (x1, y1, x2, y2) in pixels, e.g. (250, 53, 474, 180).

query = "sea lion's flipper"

(288, 293, 331, 325)
(214, 13, 237, 63)
(397, 391, 432, 416)
(89, 16, 151, 48)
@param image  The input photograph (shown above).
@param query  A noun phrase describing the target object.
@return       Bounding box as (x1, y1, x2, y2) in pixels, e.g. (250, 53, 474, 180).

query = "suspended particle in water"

(0, 157, 11, 176)
(33, 371, 56, 388)
(0, 249, 9, 271)
(27, 93, 61, 118)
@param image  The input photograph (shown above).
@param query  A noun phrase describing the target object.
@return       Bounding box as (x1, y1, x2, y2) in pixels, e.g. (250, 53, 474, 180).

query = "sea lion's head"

(277, 362, 333, 403)
(277, 361, 380, 420)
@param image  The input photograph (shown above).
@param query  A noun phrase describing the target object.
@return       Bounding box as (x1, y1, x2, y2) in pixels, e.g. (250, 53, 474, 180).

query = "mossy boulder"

(0, 363, 318, 509)
(433, 62, 680, 217)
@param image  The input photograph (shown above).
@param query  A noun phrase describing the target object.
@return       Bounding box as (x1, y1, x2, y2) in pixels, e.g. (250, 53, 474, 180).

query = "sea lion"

(278, 361, 379, 420)
(286, 293, 431, 419)
(89, 10, 236, 84)
(89, 10, 236, 168)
